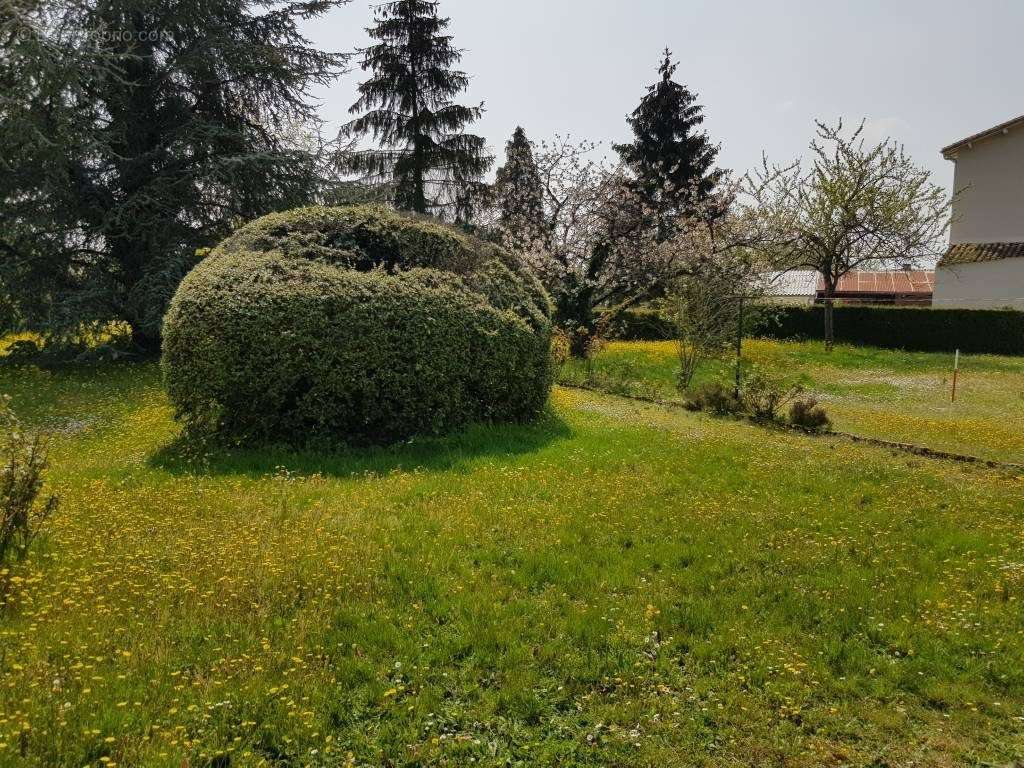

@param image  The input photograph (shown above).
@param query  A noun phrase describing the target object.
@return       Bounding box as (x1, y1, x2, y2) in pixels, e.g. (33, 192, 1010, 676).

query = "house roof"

(942, 114, 1024, 159)
(828, 270, 934, 295)
(761, 270, 818, 297)
(939, 242, 1024, 267)
(760, 269, 935, 297)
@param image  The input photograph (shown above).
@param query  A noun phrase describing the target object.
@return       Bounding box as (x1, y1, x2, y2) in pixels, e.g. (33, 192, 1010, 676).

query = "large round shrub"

(161, 206, 554, 444)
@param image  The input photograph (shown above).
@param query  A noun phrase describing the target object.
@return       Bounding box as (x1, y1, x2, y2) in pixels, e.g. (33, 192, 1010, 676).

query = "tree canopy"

(494, 127, 545, 253)
(0, 0, 350, 350)
(343, 0, 492, 220)
(747, 119, 951, 348)
(615, 49, 723, 237)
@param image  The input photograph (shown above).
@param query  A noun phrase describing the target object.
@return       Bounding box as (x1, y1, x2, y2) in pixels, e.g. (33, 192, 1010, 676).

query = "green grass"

(560, 339, 1024, 463)
(2, 360, 1024, 766)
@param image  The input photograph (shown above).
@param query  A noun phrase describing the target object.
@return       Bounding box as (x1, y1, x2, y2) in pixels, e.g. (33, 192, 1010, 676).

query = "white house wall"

(934, 258, 1024, 309)
(948, 126, 1024, 245)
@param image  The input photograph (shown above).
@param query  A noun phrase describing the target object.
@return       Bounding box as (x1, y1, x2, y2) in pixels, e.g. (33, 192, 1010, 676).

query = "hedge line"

(608, 306, 1024, 355)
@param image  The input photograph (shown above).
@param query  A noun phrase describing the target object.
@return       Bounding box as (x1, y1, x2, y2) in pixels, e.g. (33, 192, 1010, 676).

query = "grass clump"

(682, 380, 742, 415)
(0, 396, 57, 570)
(788, 395, 832, 432)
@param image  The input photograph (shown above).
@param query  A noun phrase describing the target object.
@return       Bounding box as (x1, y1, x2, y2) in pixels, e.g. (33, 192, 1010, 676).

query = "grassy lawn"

(560, 339, 1024, 464)
(2, 361, 1024, 766)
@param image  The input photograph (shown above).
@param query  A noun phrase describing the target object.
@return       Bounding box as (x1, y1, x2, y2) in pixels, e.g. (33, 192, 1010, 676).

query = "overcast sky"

(300, 0, 1024, 192)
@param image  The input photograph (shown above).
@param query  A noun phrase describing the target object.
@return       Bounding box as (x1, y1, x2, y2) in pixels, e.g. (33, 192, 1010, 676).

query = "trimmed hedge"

(162, 206, 554, 445)
(606, 305, 1024, 356)
(749, 306, 1024, 355)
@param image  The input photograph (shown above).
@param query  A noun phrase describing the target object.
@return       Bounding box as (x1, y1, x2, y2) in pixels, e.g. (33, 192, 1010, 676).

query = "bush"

(749, 305, 1024, 355)
(603, 308, 676, 342)
(550, 329, 571, 370)
(0, 397, 58, 566)
(740, 366, 804, 422)
(682, 381, 743, 416)
(789, 396, 832, 432)
(162, 206, 554, 445)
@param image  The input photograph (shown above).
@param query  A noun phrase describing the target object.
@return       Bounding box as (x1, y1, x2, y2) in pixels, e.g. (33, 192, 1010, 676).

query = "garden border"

(560, 384, 1024, 474)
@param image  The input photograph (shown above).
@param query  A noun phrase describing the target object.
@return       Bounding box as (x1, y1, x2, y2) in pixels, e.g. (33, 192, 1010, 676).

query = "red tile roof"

(822, 271, 935, 295)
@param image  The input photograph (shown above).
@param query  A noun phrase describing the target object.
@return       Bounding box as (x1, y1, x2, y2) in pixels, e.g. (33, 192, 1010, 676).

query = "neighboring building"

(761, 269, 933, 306)
(818, 270, 934, 307)
(760, 270, 817, 305)
(934, 115, 1024, 310)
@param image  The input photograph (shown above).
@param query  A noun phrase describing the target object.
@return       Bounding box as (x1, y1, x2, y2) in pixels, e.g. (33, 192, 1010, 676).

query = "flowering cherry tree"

(519, 136, 776, 357)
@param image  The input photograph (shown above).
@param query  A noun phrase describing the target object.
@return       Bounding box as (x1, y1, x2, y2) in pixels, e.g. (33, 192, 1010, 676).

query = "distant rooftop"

(942, 113, 1024, 159)
(831, 270, 934, 295)
(761, 270, 818, 297)
(761, 269, 934, 297)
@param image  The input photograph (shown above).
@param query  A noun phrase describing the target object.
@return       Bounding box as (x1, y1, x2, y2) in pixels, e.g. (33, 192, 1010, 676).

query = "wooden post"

(951, 349, 960, 403)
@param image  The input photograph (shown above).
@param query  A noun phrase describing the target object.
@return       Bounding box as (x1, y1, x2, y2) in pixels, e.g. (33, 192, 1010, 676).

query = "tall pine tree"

(615, 49, 723, 237)
(343, 0, 492, 218)
(494, 127, 545, 252)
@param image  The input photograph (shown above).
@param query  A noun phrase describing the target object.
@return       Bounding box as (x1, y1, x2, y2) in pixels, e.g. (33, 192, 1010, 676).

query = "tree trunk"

(558, 291, 598, 359)
(822, 287, 835, 351)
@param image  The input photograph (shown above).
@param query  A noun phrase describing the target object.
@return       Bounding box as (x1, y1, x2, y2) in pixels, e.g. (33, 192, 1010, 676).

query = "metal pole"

(734, 296, 745, 399)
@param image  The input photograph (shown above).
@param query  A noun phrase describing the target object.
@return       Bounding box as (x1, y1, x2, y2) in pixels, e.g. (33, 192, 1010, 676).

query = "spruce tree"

(494, 127, 546, 252)
(0, 0, 349, 351)
(344, 0, 492, 218)
(615, 49, 723, 236)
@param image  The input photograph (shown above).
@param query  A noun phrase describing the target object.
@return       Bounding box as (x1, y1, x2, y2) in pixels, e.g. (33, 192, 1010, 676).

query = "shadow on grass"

(148, 410, 573, 480)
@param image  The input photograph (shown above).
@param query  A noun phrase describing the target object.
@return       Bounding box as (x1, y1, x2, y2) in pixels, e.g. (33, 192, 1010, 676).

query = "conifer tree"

(494, 127, 545, 252)
(344, 0, 492, 218)
(615, 49, 723, 236)
(0, 0, 349, 351)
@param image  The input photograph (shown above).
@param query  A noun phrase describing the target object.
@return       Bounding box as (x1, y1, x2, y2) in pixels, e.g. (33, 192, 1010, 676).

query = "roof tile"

(830, 270, 934, 294)
(940, 242, 1024, 267)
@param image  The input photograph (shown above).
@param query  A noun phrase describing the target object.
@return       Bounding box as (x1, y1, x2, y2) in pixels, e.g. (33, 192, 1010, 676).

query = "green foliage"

(682, 366, 804, 423)
(342, 0, 492, 218)
(495, 127, 546, 252)
(788, 396, 832, 432)
(610, 305, 1024, 358)
(0, 397, 58, 567)
(162, 206, 553, 445)
(603, 308, 677, 341)
(681, 380, 742, 415)
(750, 305, 1024, 355)
(614, 48, 723, 235)
(738, 365, 804, 421)
(0, 0, 350, 349)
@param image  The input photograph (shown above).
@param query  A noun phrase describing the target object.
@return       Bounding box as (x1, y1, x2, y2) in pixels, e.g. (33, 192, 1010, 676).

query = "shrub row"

(607, 305, 1024, 356)
(748, 305, 1024, 355)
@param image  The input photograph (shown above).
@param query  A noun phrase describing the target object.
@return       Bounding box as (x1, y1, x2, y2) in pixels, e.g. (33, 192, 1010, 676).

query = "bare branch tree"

(745, 119, 952, 348)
